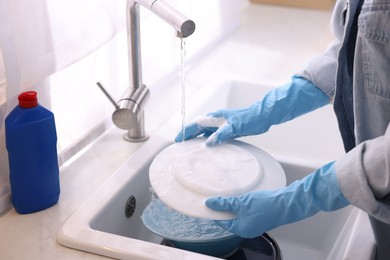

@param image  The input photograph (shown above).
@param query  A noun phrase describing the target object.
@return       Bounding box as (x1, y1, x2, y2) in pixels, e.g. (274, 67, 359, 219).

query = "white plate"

(149, 138, 286, 220)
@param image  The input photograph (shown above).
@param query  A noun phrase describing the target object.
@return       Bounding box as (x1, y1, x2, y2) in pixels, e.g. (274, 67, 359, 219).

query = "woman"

(176, 0, 390, 258)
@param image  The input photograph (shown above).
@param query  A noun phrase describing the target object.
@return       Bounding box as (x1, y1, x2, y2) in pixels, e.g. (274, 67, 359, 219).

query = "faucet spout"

(126, 0, 195, 91)
(99, 0, 195, 142)
(139, 0, 195, 37)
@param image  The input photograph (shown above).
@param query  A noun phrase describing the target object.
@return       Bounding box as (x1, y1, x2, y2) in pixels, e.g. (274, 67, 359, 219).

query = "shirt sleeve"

(296, 0, 347, 98)
(335, 122, 390, 224)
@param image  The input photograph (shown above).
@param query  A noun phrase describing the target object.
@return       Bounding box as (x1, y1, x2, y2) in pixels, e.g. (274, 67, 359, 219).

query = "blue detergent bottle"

(5, 91, 60, 214)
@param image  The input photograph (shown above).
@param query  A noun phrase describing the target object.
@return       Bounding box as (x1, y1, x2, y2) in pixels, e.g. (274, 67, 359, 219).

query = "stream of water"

(180, 37, 186, 142)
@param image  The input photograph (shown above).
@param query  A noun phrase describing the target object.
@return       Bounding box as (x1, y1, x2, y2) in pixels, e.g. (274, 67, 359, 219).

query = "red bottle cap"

(18, 91, 38, 108)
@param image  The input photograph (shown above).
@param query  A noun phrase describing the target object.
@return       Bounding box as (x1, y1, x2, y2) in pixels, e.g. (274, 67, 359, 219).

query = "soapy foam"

(194, 115, 227, 128)
(152, 140, 262, 196)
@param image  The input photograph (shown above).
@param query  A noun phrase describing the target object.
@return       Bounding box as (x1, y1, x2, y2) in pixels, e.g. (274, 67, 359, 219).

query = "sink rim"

(57, 135, 364, 260)
(57, 134, 221, 259)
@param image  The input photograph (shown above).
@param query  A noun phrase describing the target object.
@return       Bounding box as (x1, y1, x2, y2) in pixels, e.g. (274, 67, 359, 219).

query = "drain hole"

(125, 195, 136, 218)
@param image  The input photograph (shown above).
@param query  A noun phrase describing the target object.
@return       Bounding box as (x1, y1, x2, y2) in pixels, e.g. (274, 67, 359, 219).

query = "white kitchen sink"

(57, 79, 375, 259)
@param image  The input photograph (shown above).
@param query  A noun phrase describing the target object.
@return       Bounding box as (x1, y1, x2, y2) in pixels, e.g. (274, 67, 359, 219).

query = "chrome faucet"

(97, 0, 195, 142)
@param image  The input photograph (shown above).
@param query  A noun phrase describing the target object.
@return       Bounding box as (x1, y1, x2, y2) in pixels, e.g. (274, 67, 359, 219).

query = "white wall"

(0, 48, 11, 214)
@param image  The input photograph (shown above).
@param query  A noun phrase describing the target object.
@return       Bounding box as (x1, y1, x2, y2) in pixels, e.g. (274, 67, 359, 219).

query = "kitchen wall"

(0, 48, 9, 214)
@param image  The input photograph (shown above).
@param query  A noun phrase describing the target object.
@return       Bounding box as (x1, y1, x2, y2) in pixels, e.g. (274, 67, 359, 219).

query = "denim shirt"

(300, 0, 390, 224)
(354, 0, 390, 144)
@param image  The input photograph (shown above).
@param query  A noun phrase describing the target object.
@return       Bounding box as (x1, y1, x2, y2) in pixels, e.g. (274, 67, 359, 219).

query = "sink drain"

(125, 195, 136, 218)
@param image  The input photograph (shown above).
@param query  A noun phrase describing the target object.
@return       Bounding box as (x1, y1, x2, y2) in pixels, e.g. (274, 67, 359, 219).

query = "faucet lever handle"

(96, 82, 120, 109)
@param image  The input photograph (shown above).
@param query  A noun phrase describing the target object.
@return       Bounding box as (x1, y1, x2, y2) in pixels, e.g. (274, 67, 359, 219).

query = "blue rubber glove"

(175, 76, 329, 146)
(205, 162, 349, 238)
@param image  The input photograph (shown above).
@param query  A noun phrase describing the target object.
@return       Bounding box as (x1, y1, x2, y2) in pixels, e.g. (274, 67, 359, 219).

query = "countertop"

(0, 4, 335, 259)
